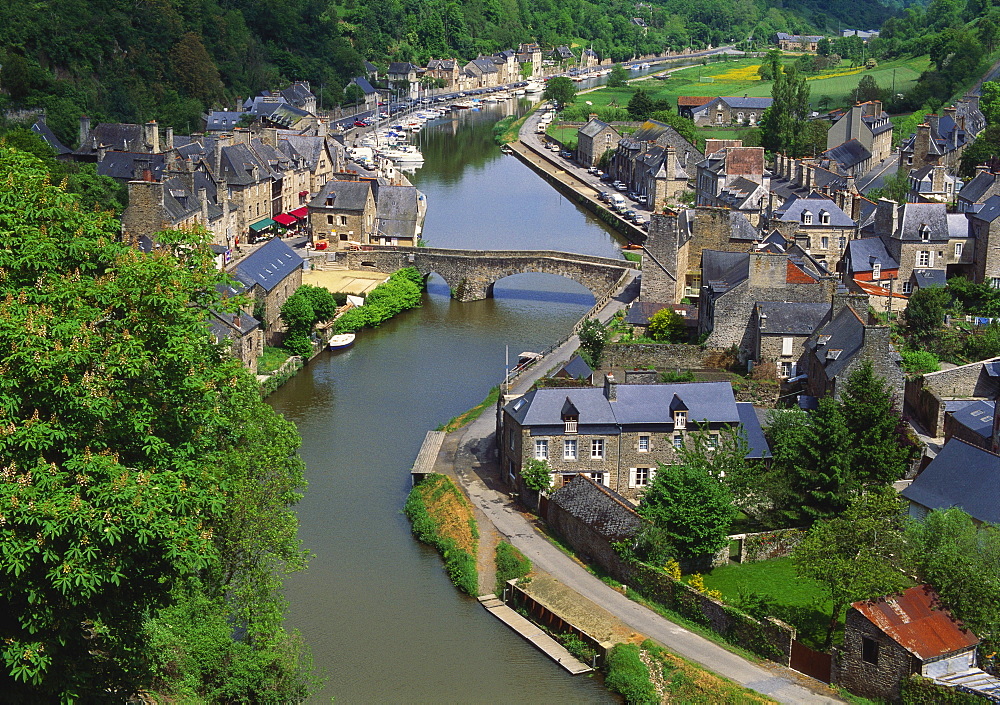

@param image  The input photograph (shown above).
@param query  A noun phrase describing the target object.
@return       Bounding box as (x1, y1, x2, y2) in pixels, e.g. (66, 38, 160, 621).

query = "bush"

(404, 476, 479, 596)
(283, 332, 314, 358)
(335, 267, 424, 333)
(901, 349, 940, 374)
(605, 643, 658, 705)
(495, 541, 532, 595)
(647, 308, 686, 342)
(298, 284, 338, 322)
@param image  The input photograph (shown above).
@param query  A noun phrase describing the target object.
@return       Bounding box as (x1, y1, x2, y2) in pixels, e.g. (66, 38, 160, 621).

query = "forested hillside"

(0, 0, 895, 143)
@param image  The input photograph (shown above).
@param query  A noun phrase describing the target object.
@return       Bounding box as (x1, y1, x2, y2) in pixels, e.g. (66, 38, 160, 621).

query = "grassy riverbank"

(436, 385, 499, 432)
(405, 473, 479, 595)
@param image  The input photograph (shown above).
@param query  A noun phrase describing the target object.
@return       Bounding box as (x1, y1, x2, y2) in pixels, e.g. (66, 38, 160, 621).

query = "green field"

(574, 55, 930, 114)
(701, 557, 837, 649)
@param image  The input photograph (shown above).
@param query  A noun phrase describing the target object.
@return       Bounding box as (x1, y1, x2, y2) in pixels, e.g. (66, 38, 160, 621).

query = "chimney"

(805, 165, 814, 190)
(144, 120, 160, 154)
(944, 105, 957, 123)
(603, 373, 617, 401)
(165, 126, 174, 150)
(133, 157, 153, 181)
(199, 187, 209, 224)
(875, 197, 899, 238)
(213, 133, 231, 178)
(665, 146, 677, 179)
(831, 291, 868, 320)
(96, 145, 107, 163)
(849, 103, 863, 141)
(79, 115, 91, 149)
(234, 314, 242, 330)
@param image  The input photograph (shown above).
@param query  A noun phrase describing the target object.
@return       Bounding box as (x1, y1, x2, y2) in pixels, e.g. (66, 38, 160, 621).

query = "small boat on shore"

(328, 333, 356, 350)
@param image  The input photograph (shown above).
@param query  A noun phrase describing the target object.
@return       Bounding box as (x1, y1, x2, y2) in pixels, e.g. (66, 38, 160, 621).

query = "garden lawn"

(701, 557, 839, 649)
(546, 124, 579, 148)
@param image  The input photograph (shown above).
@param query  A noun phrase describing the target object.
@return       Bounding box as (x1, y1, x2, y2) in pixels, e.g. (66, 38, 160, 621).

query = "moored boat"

(328, 333, 356, 350)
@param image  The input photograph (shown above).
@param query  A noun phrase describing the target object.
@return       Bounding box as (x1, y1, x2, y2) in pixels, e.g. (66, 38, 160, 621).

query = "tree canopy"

(543, 76, 576, 109)
(0, 145, 311, 699)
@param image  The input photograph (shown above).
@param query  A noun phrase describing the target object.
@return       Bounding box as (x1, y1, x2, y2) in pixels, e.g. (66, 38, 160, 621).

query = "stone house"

(387, 62, 421, 99)
(835, 585, 981, 702)
(826, 101, 893, 176)
(898, 109, 971, 174)
(498, 377, 770, 503)
(74, 118, 166, 161)
(545, 474, 643, 569)
(551, 46, 575, 64)
(346, 76, 379, 111)
(517, 43, 543, 76)
(372, 183, 427, 246)
(699, 250, 837, 359)
(549, 354, 595, 385)
(942, 399, 996, 450)
(250, 81, 317, 115)
(425, 59, 462, 89)
(463, 57, 500, 88)
(801, 294, 904, 401)
(773, 32, 824, 51)
(695, 145, 770, 215)
(769, 154, 852, 208)
(904, 357, 1000, 436)
(839, 237, 907, 313)
(690, 97, 773, 127)
(208, 309, 264, 374)
(676, 96, 714, 119)
(957, 168, 1000, 213)
(307, 179, 377, 247)
(750, 302, 830, 379)
(576, 117, 619, 168)
(901, 438, 1000, 524)
(581, 48, 600, 69)
(966, 194, 1000, 288)
(769, 195, 856, 271)
(230, 237, 303, 343)
(907, 164, 962, 203)
(609, 120, 702, 202)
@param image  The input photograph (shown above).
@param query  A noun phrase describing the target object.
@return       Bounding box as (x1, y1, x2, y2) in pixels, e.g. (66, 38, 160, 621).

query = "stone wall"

(640, 212, 682, 303)
(834, 608, 919, 702)
(731, 528, 805, 563)
(546, 496, 634, 575)
(601, 343, 719, 370)
(904, 357, 1000, 436)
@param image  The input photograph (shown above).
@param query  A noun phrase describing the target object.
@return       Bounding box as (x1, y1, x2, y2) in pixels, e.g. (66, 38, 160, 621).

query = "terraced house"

(498, 377, 770, 503)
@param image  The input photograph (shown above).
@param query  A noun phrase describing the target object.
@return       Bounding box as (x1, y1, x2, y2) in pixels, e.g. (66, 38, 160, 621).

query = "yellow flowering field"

(710, 64, 762, 81)
(807, 67, 864, 81)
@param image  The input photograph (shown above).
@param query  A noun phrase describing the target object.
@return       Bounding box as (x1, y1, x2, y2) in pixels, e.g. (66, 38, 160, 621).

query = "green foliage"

(625, 523, 677, 565)
(577, 318, 607, 368)
(543, 76, 576, 109)
(660, 369, 696, 383)
(982, 81, 1000, 126)
(647, 308, 686, 342)
(760, 57, 811, 157)
(906, 508, 1000, 651)
(793, 489, 910, 648)
(556, 633, 597, 664)
(901, 674, 985, 705)
(865, 169, 910, 204)
(520, 459, 552, 493)
(404, 475, 479, 596)
(298, 284, 339, 322)
(638, 461, 735, 560)
(280, 292, 315, 334)
(0, 145, 311, 698)
(607, 64, 629, 88)
(495, 541, 531, 595)
(901, 349, 941, 374)
(283, 331, 315, 358)
(604, 643, 658, 705)
(906, 284, 951, 336)
(335, 267, 423, 333)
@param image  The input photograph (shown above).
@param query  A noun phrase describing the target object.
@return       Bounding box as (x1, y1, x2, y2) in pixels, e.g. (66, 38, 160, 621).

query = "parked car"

(623, 209, 636, 220)
(599, 191, 611, 202)
(632, 215, 645, 225)
(353, 120, 368, 127)
(616, 183, 627, 191)
(560, 151, 572, 158)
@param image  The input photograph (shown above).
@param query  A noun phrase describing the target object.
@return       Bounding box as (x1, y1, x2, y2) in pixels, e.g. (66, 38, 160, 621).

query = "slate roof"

(756, 302, 829, 335)
(554, 354, 594, 381)
(374, 185, 424, 240)
(279, 82, 315, 110)
(843, 237, 899, 274)
(897, 202, 951, 240)
(387, 62, 419, 75)
(232, 238, 303, 293)
(30, 118, 71, 155)
(548, 475, 643, 542)
(209, 309, 261, 341)
(736, 402, 772, 458)
(852, 585, 980, 661)
(691, 96, 773, 116)
(74, 122, 147, 156)
(971, 194, 1000, 224)
(625, 301, 667, 326)
(730, 212, 760, 241)
(773, 196, 855, 227)
(913, 269, 947, 288)
(310, 179, 373, 211)
(350, 77, 377, 95)
(96, 152, 166, 182)
(579, 117, 613, 139)
(702, 250, 750, 294)
(824, 139, 872, 171)
(959, 170, 1000, 204)
(811, 305, 867, 378)
(205, 111, 246, 131)
(948, 399, 996, 440)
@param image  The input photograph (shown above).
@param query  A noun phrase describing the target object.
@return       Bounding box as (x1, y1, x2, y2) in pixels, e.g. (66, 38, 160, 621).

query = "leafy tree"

(647, 308, 686, 342)
(760, 57, 811, 157)
(906, 284, 951, 336)
(865, 170, 910, 204)
(169, 33, 224, 104)
(344, 83, 366, 106)
(520, 459, 552, 492)
(980, 82, 1000, 126)
(298, 284, 339, 322)
(901, 349, 941, 374)
(607, 64, 629, 88)
(852, 75, 886, 104)
(906, 508, 1000, 651)
(627, 89, 655, 120)
(577, 318, 607, 368)
(963, 320, 1000, 361)
(0, 146, 311, 698)
(637, 462, 735, 560)
(543, 76, 576, 109)
(960, 124, 1000, 177)
(647, 110, 699, 148)
(280, 292, 315, 336)
(841, 361, 916, 486)
(794, 489, 909, 647)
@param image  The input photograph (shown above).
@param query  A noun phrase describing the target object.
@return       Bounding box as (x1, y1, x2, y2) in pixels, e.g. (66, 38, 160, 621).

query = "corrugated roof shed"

(852, 585, 979, 661)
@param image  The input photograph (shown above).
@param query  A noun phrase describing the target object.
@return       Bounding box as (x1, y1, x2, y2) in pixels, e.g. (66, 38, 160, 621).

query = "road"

(442, 275, 841, 704)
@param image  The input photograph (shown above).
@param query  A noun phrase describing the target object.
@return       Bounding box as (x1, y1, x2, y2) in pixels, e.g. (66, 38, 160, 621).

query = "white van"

(610, 194, 627, 208)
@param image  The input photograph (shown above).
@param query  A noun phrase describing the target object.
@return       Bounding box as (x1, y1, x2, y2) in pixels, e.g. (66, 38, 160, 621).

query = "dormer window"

(920, 224, 930, 242)
(674, 411, 687, 429)
(820, 210, 830, 225)
(872, 263, 881, 280)
(802, 210, 813, 225)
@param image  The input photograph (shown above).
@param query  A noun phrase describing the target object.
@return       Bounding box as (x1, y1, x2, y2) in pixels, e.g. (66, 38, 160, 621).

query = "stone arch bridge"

(340, 246, 638, 302)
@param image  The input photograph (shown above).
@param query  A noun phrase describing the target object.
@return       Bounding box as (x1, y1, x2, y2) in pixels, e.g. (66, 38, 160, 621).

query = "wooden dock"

(410, 431, 446, 485)
(477, 594, 593, 675)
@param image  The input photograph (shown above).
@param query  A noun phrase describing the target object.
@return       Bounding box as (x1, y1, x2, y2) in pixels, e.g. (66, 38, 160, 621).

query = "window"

(340, 215, 349, 226)
(591, 439, 604, 459)
(820, 210, 830, 225)
(917, 250, 931, 268)
(707, 434, 719, 450)
(872, 263, 881, 280)
(534, 439, 548, 460)
(821, 236, 829, 250)
(902, 281, 912, 294)
(673, 434, 683, 449)
(861, 637, 879, 665)
(564, 439, 577, 461)
(781, 361, 792, 377)
(638, 435, 650, 452)
(993, 278, 1000, 289)
(801, 210, 813, 225)
(508, 460, 516, 482)
(782, 337, 793, 356)
(590, 472, 606, 486)
(629, 467, 655, 488)
(674, 411, 687, 429)
(327, 215, 334, 225)
(955, 242, 964, 258)
(920, 225, 930, 242)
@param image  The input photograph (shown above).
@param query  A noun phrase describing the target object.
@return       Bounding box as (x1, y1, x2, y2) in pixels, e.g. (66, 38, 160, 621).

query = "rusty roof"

(852, 585, 979, 661)
(724, 147, 764, 176)
(677, 96, 714, 107)
(786, 259, 817, 284)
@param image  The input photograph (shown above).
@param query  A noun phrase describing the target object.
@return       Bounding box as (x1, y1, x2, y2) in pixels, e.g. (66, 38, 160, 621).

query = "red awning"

(274, 213, 297, 226)
(290, 206, 308, 219)
(298, 190, 309, 197)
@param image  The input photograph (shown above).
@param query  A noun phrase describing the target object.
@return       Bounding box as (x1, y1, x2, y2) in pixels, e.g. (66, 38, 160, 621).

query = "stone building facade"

(307, 179, 377, 247)
(230, 237, 304, 343)
(903, 357, 1000, 436)
(576, 117, 619, 167)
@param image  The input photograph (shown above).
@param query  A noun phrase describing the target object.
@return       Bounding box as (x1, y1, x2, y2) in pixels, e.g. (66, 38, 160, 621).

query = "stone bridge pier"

(340, 246, 636, 303)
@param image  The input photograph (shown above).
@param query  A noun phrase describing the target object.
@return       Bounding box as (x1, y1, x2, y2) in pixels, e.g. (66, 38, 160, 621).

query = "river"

(270, 102, 625, 702)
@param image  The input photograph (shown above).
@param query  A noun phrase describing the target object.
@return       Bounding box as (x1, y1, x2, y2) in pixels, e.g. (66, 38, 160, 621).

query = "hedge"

(605, 643, 658, 705)
(335, 267, 424, 333)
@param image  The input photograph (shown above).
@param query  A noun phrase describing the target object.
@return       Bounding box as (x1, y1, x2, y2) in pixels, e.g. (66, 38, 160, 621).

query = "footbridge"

(340, 246, 638, 302)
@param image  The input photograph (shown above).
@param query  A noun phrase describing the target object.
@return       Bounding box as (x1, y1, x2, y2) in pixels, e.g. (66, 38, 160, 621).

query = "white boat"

(328, 333, 356, 350)
(379, 144, 424, 163)
(524, 81, 543, 94)
(452, 100, 473, 109)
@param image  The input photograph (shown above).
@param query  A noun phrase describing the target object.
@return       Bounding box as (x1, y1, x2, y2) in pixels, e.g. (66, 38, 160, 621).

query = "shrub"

(660, 369, 696, 383)
(495, 541, 532, 595)
(283, 332, 314, 358)
(521, 458, 552, 492)
(647, 308, 686, 342)
(298, 284, 338, 322)
(336, 268, 423, 333)
(901, 349, 940, 374)
(404, 476, 478, 596)
(605, 643, 658, 705)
